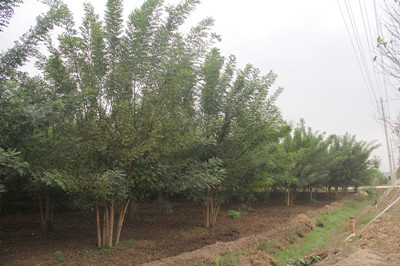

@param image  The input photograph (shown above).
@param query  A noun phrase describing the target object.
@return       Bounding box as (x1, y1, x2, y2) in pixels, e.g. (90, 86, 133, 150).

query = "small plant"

(214, 256, 221, 266)
(228, 203, 248, 219)
(218, 250, 241, 266)
(258, 239, 281, 253)
(308, 199, 317, 205)
(156, 200, 173, 216)
(288, 254, 322, 265)
(376, 241, 386, 249)
(228, 210, 242, 219)
(99, 247, 111, 255)
(54, 251, 64, 263)
(362, 187, 377, 200)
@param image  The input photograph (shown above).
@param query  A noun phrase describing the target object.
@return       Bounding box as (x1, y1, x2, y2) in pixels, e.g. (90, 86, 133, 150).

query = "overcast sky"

(1, 0, 398, 172)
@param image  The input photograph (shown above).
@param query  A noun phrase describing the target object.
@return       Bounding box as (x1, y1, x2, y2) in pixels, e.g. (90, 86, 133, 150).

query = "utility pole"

(380, 97, 395, 184)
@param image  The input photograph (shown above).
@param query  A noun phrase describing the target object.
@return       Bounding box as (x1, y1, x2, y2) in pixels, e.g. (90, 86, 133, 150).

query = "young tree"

(327, 133, 379, 194)
(186, 48, 287, 219)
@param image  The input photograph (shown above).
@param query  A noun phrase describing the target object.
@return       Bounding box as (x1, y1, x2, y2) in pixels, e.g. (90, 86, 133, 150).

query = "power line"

(337, 0, 377, 110)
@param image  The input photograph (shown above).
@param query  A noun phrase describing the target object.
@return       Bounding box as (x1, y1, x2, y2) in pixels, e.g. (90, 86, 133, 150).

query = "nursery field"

(0, 193, 336, 265)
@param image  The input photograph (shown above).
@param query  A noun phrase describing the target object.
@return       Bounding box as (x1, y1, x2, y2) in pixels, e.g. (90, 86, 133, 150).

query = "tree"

(0, 147, 28, 214)
(0, 0, 23, 32)
(327, 133, 379, 194)
(183, 157, 227, 228)
(35, 0, 217, 245)
(287, 120, 330, 201)
(185, 48, 287, 220)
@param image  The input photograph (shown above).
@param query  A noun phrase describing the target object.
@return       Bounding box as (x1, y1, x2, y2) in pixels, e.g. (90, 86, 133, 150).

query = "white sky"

(1, 0, 399, 173)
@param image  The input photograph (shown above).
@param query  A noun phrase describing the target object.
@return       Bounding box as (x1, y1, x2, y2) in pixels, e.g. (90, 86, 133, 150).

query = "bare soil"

(318, 189, 400, 266)
(0, 194, 334, 265)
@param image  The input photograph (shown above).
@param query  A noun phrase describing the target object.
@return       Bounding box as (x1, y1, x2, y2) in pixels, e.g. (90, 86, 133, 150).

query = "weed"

(228, 204, 248, 219)
(363, 187, 377, 200)
(121, 239, 137, 247)
(54, 251, 64, 263)
(228, 210, 243, 219)
(258, 239, 281, 253)
(98, 247, 111, 255)
(376, 241, 386, 249)
(214, 256, 221, 266)
(287, 254, 322, 265)
(387, 257, 396, 263)
(156, 200, 173, 216)
(213, 250, 242, 266)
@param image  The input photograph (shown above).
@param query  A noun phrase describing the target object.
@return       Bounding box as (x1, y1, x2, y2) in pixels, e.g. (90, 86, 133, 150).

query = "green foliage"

(363, 187, 377, 200)
(227, 210, 243, 219)
(183, 157, 227, 205)
(214, 250, 241, 266)
(0, 0, 23, 32)
(228, 203, 248, 219)
(54, 251, 65, 263)
(278, 119, 329, 189)
(0, 147, 28, 197)
(327, 133, 379, 189)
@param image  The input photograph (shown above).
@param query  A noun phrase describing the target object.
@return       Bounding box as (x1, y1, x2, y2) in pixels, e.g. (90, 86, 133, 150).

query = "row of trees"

(0, 0, 380, 247)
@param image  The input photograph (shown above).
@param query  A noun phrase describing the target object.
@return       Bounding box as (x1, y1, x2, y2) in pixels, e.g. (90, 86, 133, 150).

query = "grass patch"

(258, 239, 281, 253)
(228, 210, 245, 219)
(271, 197, 373, 265)
(214, 250, 245, 266)
(54, 251, 64, 263)
(227, 203, 248, 219)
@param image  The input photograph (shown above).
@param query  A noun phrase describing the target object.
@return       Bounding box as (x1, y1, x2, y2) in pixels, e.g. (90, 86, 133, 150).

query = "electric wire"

(359, 0, 385, 101)
(345, 0, 379, 106)
(338, 0, 398, 177)
(337, 0, 377, 110)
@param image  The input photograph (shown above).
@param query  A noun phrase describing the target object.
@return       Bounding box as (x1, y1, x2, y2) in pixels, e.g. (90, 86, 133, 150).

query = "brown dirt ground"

(0, 193, 335, 265)
(317, 188, 400, 266)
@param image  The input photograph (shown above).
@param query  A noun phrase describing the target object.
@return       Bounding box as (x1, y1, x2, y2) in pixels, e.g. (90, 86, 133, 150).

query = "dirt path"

(319, 190, 400, 266)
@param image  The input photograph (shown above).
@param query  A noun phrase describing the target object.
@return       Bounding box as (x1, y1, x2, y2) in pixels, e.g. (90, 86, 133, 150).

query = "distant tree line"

(0, 0, 380, 247)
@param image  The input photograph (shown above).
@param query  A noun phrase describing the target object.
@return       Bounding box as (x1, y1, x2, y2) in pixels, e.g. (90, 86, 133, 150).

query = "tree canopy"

(0, 0, 382, 245)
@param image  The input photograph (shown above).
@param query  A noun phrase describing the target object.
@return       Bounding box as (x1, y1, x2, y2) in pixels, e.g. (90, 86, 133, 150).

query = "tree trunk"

(157, 191, 162, 204)
(205, 204, 210, 228)
(38, 195, 45, 231)
(310, 187, 313, 201)
(211, 203, 221, 227)
(45, 195, 50, 223)
(108, 198, 115, 248)
(96, 201, 101, 248)
(129, 200, 135, 221)
(50, 202, 55, 221)
(265, 187, 270, 202)
(115, 199, 130, 246)
(103, 205, 109, 247)
(286, 184, 291, 206)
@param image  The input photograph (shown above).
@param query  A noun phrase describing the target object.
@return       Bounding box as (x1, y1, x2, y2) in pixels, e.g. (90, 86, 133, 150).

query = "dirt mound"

(323, 248, 386, 266)
(144, 213, 315, 265)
